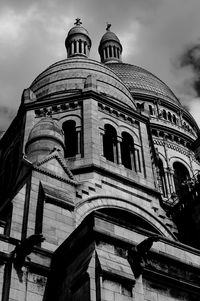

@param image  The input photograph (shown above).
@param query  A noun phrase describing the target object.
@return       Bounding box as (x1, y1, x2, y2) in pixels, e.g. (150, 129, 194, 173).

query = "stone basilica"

(1, 19, 200, 301)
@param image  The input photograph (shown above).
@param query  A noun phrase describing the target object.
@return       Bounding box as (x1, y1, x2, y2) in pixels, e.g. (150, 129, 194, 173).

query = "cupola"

(98, 24, 122, 64)
(65, 18, 92, 58)
(25, 116, 65, 163)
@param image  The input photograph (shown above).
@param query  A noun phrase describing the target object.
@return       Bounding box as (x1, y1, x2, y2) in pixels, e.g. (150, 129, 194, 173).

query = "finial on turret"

(99, 23, 122, 63)
(74, 18, 82, 26)
(106, 23, 111, 31)
(65, 19, 91, 58)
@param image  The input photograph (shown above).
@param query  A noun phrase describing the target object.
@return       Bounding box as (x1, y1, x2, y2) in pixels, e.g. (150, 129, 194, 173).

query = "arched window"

(163, 110, 167, 119)
(172, 114, 177, 124)
(113, 46, 116, 57)
(121, 132, 135, 170)
(168, 112, 172, 122)
(158, 159, 167, 197)
(103, 124, 118, 163)
(173, 162, 190, 198)
(149, 105, 153, 115)
(109, 45, 112, 57)
(105, 47, 108, 58)
(62, 120, 78, 158)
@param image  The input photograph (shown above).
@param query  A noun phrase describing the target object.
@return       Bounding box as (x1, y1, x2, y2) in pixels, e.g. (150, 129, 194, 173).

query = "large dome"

(108, 63, 181, 106)
(30, 58, 135, 109)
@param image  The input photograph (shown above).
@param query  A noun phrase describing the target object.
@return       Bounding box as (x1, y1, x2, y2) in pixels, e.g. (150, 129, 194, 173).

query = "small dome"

(65, 18, 91, 58)
(25, 117, 65, 162)
(99, 30, 121, 46)
(67, 25, 90, 38)
(98, 24, 122, 64)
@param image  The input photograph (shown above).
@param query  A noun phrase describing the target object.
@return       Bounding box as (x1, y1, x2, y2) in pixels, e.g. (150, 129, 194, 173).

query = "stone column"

(76, 126, 81, 155)
(116, 136, 122, 164)
(99, 128, 105, 156)
(71, 41, 74, 54)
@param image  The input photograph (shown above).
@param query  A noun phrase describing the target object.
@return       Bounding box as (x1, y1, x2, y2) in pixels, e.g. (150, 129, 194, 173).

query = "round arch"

(119, 125, 140, 144)
(58, 114, 82, 127)
(75, 196, 176, 240)
(169, 156, 192, 176)
(158, 153, 167, 168)
(100, 117, 120, 136)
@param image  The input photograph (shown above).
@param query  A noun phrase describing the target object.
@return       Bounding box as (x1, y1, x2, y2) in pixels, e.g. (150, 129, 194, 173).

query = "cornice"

(33, 150, 78, 186)
(33, 165, 78, 185)
(151, 123, 195, 144)
(153, 138, 194, 159)
(23, 90, 149, 123)
(98, 102, 139, 128)
(153, 138, 200, 167)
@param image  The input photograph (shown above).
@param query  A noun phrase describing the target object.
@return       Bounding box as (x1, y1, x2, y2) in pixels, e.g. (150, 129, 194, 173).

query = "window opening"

(113, 46, 116, 57)
(172, 114, 177, 124)
(121, 132, 135, 170)
(173, 162, 190, 199)
(109, 45, 112, 57)
(103, 124, 118, 163)
(149, 105, 153, 115)
(62, 120, 78, 158)
(168, 112, 172, 122)
(84, 42, 86, 54)
(79, 40, 82, 53)
(105, 47, 108, 58)
(162, 110, 167, 119)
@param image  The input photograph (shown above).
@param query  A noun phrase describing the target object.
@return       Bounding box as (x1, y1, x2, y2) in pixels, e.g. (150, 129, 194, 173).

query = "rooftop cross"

(74, 18, 82, 26)
(106, 23, 111, 31)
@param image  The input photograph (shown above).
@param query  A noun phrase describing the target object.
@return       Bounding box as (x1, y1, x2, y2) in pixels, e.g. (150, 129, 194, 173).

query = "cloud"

(1, 0, 200, 130)
(0, 105, 16, 131)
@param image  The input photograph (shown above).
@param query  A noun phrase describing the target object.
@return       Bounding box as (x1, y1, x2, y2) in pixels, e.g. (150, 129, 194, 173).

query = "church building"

(0, 18, 200, 301)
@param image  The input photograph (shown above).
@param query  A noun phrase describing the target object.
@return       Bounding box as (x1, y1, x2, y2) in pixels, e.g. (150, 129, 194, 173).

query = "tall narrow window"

(84, 42, 87, 54)
(172, 114, 177, 124)
(158, 159, 167, 197)
(105, 47, 108, 58)
(163, 110, 167, 119)
(168, 112, 172, 122)
(62, 120, 77, 158)
(103, 124, 118, 163)
(113, 46, 116, 57)
(173, 162, 190, 199)
(109, 45, 112, 57)
(149, 105, 153, 115)
(121, 132, 135, 170)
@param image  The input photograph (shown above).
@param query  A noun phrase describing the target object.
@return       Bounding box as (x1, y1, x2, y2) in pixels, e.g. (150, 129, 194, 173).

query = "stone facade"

(0, 20, 200, 300)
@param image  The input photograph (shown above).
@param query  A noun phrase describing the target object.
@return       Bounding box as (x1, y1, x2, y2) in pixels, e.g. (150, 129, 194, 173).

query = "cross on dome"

(106, 23, 111, 31)
(74, 18, 82, 26)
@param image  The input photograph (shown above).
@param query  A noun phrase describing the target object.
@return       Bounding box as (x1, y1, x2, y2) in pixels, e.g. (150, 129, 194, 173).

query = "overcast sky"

(1, 0, 200, 130)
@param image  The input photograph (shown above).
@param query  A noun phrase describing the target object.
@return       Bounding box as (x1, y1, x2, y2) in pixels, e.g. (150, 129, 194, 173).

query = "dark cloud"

(178, 43, 200, 96)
